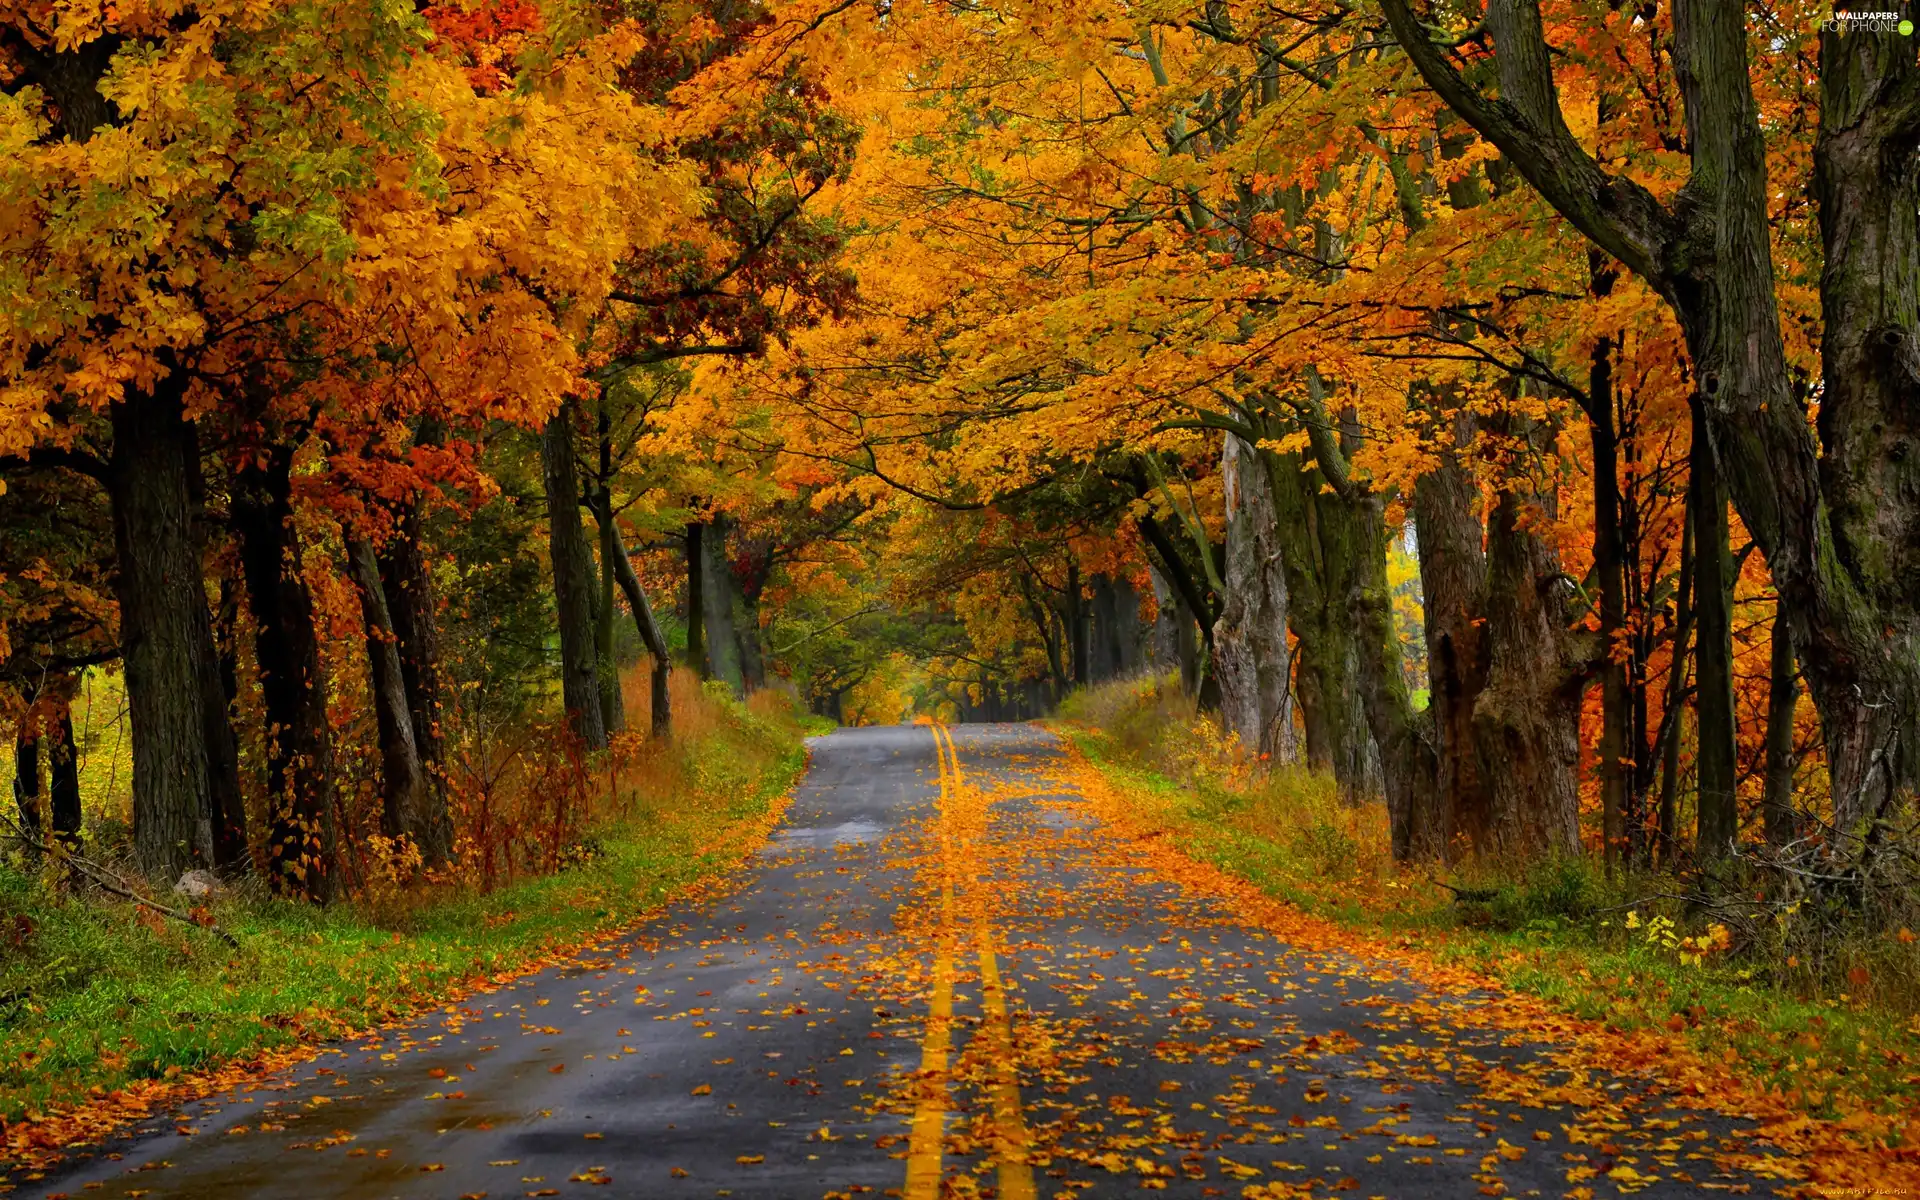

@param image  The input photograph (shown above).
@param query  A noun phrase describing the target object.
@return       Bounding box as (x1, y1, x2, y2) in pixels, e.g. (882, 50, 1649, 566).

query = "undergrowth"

(0, 670, 810, 1127)
(1056, 673, 1920, 1120)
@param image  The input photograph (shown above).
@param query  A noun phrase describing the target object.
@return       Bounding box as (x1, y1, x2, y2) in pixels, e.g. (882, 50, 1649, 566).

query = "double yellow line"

(903, 724, 1035, 1200)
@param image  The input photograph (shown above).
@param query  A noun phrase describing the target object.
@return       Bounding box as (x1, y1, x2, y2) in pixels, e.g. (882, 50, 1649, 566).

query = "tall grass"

(0, 666, 810, 1126)
(1055, 673, 1920, 1117)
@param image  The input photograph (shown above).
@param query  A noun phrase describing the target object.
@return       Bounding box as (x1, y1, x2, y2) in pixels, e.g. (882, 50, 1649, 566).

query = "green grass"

(0, 718, 807, 1124)
(1057, 717, 1920, 1123)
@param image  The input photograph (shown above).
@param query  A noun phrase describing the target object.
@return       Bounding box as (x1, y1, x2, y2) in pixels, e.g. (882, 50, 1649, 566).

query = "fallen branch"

(1430, 880, 1499, 904)
(1, 817, 241, 949)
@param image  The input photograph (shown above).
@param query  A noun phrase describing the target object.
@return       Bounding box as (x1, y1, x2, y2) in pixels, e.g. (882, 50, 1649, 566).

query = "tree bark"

(1691, 404, 1739, 862)
(701, 517, 745, 696)
(1065, 559, 1089, 688)
(595, 514, 627, 735)
(1655, 502, 1695, 865)
(685, 522, 708, 676)
(1473, 481, 1584, 859)
(185, 445, 248, 875)
(602, 514, 673, 737)
(108, 379, 217, 878)
(376, 493, 448, 838)
(346, 535, 447, 865)
(13, 718, 40, 835)
(1263, 447, 1380, 801)
(1591, 333, 1632, 871)
(233, 442, 336, 902)
(1409, 434, 1488, 859)
(541, 403, 608, 750)
(1763, 595, 1800, 847)
(593, 404, 626, 736)
(48, 703, 82, 844)
(1215, 434, 1299, 764)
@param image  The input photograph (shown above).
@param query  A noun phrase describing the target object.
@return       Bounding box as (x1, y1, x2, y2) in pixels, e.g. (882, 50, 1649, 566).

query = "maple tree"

(1, 0, 1914, 1108)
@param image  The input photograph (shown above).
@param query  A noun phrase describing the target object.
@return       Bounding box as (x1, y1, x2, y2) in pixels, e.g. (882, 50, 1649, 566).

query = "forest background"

(4, 0, 1920, 1141)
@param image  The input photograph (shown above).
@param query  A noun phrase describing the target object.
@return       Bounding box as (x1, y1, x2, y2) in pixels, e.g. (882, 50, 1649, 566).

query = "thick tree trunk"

(347, 535, 446, 865)
(1088, 576, 1118, 683)
(541, 404, 607, 750)
(603, 515, 673, 737)
(1344, 484, 1439, 856)
(1409, 440, 1489, 859)
(108, 380, 217, 878)
(1473, 484, 1583, 858)
(376, 494, 448, 838)
(1111, 576, 1144, 673)
(701, 517, 745, 696)
(233, 443, 336, 902)
(1691, 405, 1740, 861)
(1147, 564, 1181, 674)
(1763, 596, 1800, 846)
(1215, 434, 1299, 763)
(684, 522, 708, 676)
(1810, 25, 1920, 832)
(1264, 448, 1380, 800)
(738, 591, 767, 692)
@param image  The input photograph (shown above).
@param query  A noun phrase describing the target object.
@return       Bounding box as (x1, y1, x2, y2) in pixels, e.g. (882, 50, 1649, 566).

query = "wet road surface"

(16, 724, 1786, 1199)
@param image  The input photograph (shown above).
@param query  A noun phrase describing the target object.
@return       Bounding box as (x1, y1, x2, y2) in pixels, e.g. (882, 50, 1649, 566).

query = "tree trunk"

(1065, 560, 1089, 688)
(1344, 483, 1439, 855)
(108, 379, 217, 878)
(602, 514, 673, 737)
(1762, 596, 1799, 846)
(1473, 482, 1583, 858)
(1655, 503, 1695, 866)
(12, 718, 40, 835)
(701, 517, 745, 696)
(1409, 436, 1489, 859)
(541, 403, 607, 750)
(1215, 434, 1299, 764)
(48, 703, 82, 845)
(596, 514, 627, 736)
(233, 442, 336, 902)
(346, 535, 446, 865)
(376, 493, 448, 842)
(1590, 334, 1632, 871)
(1691, 404, 1739, 861)
(738, 590, 767, 692)
(200, 566, 248, 871)
(1264, 448, 1379, 800)
(1809, 24, 1920, 832)
(1147, 564, 1181, 674)
(685, 522, 708, 676)
(593, 403, 625, 736)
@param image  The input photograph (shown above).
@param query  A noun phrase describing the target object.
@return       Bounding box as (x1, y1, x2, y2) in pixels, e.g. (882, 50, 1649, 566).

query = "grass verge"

(1052, 678, 1920, 1128)
(0, 686, 811, 1155)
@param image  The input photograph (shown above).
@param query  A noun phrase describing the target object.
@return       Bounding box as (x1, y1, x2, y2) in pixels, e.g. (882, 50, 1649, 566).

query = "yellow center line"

(935, 724, 1036, 1200)
(904, 726, 957, 1198)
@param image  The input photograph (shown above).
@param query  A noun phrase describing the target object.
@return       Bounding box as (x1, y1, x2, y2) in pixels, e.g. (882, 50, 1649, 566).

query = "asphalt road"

(18, 724, 1784, 1199)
